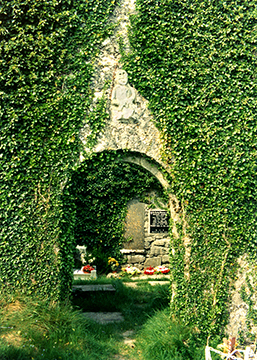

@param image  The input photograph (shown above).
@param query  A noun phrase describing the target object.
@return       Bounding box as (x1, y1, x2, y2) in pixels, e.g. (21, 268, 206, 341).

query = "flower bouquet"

(144, 266, 155, 275)
(122, 265, 141, 276)
(73, 265, 97, 280)
(108, 257, 119, 272)
(154, 266, 170, 274)
(82, 264, 95, 273)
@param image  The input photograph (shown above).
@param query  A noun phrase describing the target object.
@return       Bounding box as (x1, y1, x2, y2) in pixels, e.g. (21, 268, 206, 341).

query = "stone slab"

(150, 245, 168, 256)
(162, 255, 170, 263)
(83, 312, 124, 324)
(153, 239, 170, 247)
(72, 284, 116, 292)
(148, 281, 170, 286)
(127, 254, 145, 263)
(123, 281, 169, 287)
(123, 200, 145, 250)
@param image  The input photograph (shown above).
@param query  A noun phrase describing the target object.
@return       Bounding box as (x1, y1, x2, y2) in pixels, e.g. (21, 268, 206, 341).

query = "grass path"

(71, 277, 171, 359)
(0, 276, 205, 359)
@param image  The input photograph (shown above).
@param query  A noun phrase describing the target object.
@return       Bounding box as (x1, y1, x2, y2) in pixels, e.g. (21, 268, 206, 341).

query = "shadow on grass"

(0, 294, 119, 360)
(71, 280, 206, 360)
(71, 279, 170, 327)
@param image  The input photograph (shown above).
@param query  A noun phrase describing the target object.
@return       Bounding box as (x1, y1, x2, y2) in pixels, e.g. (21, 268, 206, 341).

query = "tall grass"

(0, 294, 117, 360)
(0, 280, 206, 360)
(133, 308, 205, 360)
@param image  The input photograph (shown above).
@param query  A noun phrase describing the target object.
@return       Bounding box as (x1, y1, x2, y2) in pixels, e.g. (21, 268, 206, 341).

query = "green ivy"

(121, 0, 257, 340)
(0, 0, 118, 300)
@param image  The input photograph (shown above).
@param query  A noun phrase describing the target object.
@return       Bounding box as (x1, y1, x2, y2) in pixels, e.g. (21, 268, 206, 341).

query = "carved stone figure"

(111, 69, 137, 122)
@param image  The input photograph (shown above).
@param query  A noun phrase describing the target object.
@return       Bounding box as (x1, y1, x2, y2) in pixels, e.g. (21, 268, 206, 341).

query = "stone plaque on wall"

(123, 200, 145, 250)
(149, 210, 169, 233)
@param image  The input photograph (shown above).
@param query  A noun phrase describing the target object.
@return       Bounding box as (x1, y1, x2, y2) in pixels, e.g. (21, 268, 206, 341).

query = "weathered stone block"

(144, 257, 161, 267)
(150, 246, 169, 256)
(123, 200, 145, 250)
(144, 237, 155, 243)
(153, 239, 170, 247)
(144, 239, 153, 250)
(129, 255, 145, 264)
(161, 255, 170, 264)
(150, 246, 161, 256)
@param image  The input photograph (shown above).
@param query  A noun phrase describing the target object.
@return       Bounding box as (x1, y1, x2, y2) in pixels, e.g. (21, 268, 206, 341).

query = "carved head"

(116, 69, 128, 85)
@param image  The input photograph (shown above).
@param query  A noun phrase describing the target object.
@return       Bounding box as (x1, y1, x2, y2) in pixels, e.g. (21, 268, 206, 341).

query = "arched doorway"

(70, 150, 171, 273)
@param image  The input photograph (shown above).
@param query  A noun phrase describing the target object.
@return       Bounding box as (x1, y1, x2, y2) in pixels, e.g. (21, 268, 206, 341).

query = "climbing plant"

(70, 151, 167, 273)
(121, 0, 257, 340)
(0, 0, 118, 300)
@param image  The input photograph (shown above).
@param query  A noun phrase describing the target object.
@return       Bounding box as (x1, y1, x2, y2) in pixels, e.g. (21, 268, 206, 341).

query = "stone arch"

(77, 148, 173, 270)
(96, 150, 172, 270)
(118, 152, 170, 190)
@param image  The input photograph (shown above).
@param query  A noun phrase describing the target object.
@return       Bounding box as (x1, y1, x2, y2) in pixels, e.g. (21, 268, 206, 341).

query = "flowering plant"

(122, 265, 141, 276)
(144, 266, 155, 275)
(154, 266, 170, 274)
(82, 265, 94, 273)
(108, 257, 119, 271)
(76, 245, 95, 265)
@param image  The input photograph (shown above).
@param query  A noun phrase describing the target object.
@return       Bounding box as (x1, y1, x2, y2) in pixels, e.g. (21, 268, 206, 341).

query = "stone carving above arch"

(81, 67, 166, 167)
(111, 69, 137, 123)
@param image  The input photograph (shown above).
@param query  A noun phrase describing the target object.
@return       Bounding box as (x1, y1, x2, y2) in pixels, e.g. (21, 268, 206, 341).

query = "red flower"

(161, 269, 170, 274)
(144, 266, 155, 275)
(82, 265, 94, 273)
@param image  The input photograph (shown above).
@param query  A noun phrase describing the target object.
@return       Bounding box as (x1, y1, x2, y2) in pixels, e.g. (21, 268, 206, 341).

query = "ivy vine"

(0, 0, 118, 300)
(1, 0, 256, 343)
(121, 0, 257, 340)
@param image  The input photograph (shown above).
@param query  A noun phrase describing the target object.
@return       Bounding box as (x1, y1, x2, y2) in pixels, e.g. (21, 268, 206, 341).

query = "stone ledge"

(73, 284, 116, 292)
(120, 249, 145, 254)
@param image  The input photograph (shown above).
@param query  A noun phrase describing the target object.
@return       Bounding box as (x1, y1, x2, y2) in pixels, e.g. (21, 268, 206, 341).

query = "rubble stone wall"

(121, 204, 170, 270)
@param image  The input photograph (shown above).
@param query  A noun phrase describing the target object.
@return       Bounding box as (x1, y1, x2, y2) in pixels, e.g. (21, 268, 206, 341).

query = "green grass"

(0, 278, 206, 360)
(0, 294, 118, 360)
(132, 308, 205, 360)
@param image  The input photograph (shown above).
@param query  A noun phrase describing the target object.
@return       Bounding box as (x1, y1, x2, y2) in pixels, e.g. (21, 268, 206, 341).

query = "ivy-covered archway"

(69, 150, 171, 273)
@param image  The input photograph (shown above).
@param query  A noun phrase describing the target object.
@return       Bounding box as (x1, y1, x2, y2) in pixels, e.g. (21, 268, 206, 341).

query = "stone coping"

(73, 277, 170, 291)
(73, 284, 116, 292)
(123, 280, 169, 288)
(120, 249, 145, 254)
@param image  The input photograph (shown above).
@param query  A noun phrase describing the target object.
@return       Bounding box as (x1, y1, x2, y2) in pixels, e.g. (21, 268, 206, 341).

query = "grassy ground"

(0, 277, 206, 360)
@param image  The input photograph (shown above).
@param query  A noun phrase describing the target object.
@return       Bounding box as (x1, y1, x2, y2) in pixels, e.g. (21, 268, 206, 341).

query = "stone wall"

(226, 255, 257, 343)
(79, 0, 172, 271)
(121, 200, 170, 270)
